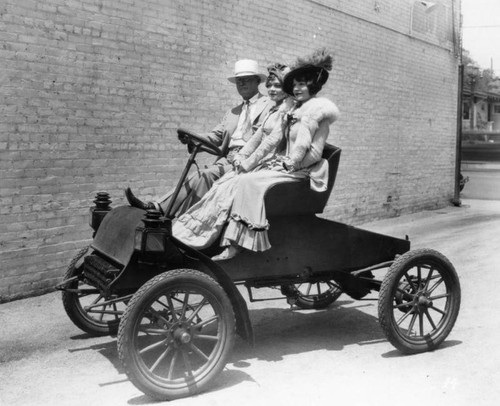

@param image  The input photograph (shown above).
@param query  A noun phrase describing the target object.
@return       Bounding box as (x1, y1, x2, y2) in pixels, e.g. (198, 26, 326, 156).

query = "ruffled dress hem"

(221, 217, 271, 251)
(172, 208, 230, 249)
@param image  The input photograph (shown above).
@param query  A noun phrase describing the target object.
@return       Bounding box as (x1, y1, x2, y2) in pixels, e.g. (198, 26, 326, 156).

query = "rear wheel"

(118, 269, 235, 400)
(282, 281, 342, 309)
(62, 247, 127, 336)
(378, 249, 461, 354)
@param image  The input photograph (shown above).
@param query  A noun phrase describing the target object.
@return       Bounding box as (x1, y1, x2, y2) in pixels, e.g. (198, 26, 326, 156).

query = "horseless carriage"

(57, 129, 461, 400)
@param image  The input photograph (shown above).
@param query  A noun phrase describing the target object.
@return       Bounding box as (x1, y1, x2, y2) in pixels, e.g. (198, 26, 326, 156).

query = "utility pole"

(452, 64, 464, 207)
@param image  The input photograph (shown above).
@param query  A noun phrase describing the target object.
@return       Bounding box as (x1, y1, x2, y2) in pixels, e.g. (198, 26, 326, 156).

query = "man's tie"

(241, 100, 252, 141)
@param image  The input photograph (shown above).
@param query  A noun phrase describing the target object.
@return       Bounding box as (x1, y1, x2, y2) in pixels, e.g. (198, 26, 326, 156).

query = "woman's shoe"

(211, 245, 241, 261)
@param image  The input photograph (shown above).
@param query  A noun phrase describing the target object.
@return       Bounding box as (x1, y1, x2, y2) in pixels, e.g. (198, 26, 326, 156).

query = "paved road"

(1, 199, 500, 406)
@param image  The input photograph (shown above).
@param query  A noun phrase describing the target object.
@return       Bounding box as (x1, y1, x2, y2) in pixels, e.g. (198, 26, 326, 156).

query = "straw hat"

(228, 59, 267, 83)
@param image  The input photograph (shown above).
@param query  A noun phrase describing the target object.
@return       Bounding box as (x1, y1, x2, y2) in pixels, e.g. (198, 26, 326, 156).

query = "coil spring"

(82, 255, 120, 296)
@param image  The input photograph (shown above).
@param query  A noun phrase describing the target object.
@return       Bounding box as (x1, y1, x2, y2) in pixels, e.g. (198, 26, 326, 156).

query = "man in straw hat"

(126, 59, 273, 215)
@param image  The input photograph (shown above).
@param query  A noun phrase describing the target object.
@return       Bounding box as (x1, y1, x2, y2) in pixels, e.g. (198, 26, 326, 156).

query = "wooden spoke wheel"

(378, 249, 461, 354)
(118, 269, 235, 400)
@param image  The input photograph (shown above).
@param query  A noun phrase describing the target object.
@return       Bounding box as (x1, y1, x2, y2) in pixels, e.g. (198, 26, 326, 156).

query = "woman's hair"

(265, 73, 281, 87)
(293, 71, 323, 96)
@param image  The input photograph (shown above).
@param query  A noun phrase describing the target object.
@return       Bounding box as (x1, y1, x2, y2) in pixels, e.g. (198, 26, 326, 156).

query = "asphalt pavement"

(462, 160, 500, 200)
(1, 198, 500, 406)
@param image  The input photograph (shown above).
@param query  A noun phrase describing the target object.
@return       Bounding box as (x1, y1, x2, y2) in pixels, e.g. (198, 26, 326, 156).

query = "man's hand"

(177, 132, 189, 144)
(178, 133, 195, 153)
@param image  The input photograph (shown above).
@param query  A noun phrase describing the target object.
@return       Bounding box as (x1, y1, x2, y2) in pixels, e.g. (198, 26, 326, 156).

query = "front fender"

(92, 206, 145, 267)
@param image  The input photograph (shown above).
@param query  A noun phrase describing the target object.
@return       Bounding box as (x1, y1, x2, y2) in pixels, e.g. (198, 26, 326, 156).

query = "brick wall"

(0, 0, 461, 301)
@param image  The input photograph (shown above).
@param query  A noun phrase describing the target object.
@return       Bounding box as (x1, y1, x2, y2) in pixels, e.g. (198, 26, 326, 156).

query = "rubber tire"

(118, 269, 235, 400)
(378, 249, 461, 354)
(62, 246, 120, 336)
(283, 282, 342, 309)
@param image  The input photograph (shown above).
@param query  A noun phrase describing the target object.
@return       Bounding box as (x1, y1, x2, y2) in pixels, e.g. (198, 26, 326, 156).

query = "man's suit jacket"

(207, 94, 273, 156)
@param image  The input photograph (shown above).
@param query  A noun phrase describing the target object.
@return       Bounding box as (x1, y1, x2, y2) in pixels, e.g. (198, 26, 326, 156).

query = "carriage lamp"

(89, 192, 112, 231)
(134, 210, 172, 260)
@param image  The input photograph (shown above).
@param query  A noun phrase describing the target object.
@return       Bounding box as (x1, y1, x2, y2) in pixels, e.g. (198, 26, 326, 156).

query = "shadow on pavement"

(230, 300, 384, 364)
(68, 337, 124, 374)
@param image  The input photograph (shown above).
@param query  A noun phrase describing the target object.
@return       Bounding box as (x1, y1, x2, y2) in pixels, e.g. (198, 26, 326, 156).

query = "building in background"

(461, 62, 500, 160)
(462, 64, 500, 131)
(0, 0, 461, 301)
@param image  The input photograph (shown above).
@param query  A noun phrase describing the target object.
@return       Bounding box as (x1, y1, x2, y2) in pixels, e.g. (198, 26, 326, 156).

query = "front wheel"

(378, 249, 461, 354)
(118, 269, 235, 400)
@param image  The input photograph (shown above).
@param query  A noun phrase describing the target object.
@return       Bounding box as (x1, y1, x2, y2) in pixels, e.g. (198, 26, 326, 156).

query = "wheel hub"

(172, 325, 192, 344)
(415, 292, 432, 310)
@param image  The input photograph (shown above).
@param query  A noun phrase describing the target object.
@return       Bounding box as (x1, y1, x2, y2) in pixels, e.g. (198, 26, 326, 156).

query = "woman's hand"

(266, 155, 287, 172)
(282, 156, 296, 173)
(233, 159, 244, 173)
(232, 156, 246, 173)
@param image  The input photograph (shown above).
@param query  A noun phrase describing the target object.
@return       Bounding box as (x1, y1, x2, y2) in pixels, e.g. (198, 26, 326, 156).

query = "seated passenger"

(125, 59, 273, 216)
(173, 49, 339, 260)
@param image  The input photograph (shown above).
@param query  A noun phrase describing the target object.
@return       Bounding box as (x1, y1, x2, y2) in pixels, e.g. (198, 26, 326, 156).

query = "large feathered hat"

(283, 48, 333, 95)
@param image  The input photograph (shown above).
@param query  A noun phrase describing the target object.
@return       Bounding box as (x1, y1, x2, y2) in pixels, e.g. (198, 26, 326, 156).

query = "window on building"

(463, 101, 470, 119)
(411, 0, 452, 42)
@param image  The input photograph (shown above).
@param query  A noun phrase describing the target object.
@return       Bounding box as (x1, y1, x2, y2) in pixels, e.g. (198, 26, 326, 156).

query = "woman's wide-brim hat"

(228, 59, 268, 83)
(283, 65, 329, 95)
(282, 48, 333, 95)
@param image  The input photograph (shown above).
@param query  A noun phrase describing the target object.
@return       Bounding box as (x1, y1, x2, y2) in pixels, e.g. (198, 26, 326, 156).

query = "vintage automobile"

(57, 129, 461, 400)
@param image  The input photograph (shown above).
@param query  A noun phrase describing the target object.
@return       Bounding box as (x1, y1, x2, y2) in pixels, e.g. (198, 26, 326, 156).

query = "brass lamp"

(134, 210, 172, 261)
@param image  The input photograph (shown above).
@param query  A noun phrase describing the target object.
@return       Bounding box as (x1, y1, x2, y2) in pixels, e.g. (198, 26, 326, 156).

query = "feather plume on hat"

(293, 48, 333, 73)
(283, 48, 334, 95)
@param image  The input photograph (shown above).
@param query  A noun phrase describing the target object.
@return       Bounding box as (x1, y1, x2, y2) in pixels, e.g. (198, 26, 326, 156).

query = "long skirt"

(172, 168, 308, 252)
(172, 170, 240, 249)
